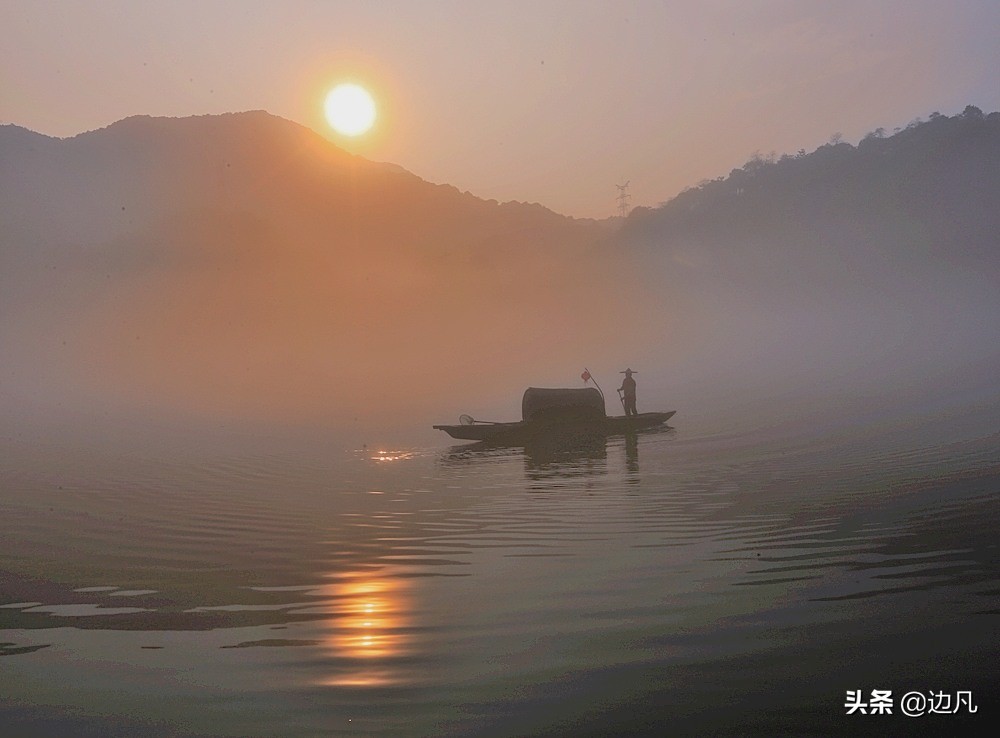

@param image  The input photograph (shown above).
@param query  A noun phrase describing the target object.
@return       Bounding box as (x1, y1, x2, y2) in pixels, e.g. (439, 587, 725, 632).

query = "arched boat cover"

(521, 387, 606, 422)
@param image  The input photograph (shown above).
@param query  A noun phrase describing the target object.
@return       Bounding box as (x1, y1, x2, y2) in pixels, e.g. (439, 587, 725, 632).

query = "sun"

(324, 83, 376, 137)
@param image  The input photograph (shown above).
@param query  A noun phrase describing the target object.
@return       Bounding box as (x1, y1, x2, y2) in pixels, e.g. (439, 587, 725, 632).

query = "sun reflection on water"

(316, 569, 411, 687)
(370, 449, 416, 463)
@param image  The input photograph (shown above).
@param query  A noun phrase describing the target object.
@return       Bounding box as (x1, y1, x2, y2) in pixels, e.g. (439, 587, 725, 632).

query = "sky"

(3, 0, 999, 218)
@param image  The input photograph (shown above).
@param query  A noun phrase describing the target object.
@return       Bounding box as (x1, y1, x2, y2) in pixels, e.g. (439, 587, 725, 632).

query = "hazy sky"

(3, 0, 998, 217)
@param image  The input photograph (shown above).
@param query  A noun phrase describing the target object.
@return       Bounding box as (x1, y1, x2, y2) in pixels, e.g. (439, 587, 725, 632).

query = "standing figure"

(619, 368, 638, 416)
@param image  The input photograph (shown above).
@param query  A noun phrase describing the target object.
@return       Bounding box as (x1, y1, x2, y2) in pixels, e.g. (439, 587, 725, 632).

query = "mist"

(1, 113, 647, 449)
(3, 108, 998, 450)
(614, 107, 1000, 434)
(625, 251, 998, 433)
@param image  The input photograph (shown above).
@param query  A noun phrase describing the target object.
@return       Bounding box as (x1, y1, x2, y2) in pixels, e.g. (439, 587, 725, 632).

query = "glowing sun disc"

(325, 84, 376, 136)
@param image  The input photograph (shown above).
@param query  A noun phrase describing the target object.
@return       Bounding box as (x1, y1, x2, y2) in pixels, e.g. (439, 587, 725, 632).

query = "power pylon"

(616, 181, 631, 218)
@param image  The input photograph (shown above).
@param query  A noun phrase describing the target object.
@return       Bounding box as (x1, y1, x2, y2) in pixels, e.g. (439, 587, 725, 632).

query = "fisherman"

(619, 368, 638, 416)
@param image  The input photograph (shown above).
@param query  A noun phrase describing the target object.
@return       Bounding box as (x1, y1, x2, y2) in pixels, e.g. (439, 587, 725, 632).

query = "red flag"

(581, 369, 591, 383)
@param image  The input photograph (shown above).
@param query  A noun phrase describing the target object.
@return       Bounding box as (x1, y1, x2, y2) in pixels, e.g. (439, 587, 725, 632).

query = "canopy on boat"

(521, 387, 605, 422)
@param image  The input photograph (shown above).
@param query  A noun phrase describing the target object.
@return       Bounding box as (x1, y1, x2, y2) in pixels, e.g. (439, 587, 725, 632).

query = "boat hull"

(433, 411, 675, 444)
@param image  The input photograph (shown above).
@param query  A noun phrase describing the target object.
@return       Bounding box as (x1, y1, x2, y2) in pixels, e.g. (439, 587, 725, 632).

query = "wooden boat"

(434, 411, 676, 443)
(434, 387, 675, 444)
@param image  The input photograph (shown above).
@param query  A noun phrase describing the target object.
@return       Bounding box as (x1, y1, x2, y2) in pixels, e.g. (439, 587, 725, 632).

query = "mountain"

(622, 106, 998, 284)
(0, 112, 635, 431)
(1, 110, 598, 252)
(612, 106, 1000, 412)
(2, 107, 997, 437)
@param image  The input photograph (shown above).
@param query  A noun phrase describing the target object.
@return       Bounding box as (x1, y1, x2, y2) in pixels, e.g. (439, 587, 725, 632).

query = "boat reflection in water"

(314, 569, 412, 687)
(440, 423, 678, 491)
(440, 433, 613, 490)
(522, 433, 608, 488)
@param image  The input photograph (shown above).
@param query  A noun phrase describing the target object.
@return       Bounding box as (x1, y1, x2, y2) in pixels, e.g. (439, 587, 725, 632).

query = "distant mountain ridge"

(1, 111, 600, 250)
(608, 105, 1000, 411)
(0, 111, 629, 425)
(620, 106, 1000, 289)
(1, 106, 997, 429)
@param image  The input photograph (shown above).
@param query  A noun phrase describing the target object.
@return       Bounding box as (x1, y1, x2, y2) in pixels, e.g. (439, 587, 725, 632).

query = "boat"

(434, 387, 676, 444)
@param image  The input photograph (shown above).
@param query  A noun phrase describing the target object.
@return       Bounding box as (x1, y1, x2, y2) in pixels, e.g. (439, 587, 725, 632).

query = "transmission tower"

(616, 181, 631, 218)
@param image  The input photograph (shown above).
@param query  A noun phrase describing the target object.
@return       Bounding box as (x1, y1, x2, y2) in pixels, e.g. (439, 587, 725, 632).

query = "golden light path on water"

(314, 569, 412, 687)
(371, 449, 417, 463)
(304, 448, 420, 686)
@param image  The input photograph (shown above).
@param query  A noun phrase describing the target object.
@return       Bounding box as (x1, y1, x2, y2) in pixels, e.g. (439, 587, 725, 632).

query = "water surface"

(2, 402, 998, 736)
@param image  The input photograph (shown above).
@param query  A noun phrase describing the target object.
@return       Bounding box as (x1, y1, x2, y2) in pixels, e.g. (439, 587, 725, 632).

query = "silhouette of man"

(619, 368, 637, 416)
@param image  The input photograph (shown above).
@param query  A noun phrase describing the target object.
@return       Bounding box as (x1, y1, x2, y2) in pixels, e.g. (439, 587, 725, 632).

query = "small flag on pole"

(581, 369, 591, 383)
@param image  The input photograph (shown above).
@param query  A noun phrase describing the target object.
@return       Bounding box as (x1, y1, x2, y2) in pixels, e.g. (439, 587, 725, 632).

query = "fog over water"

(7, 111, 998, 453)
(0, 114, 628, 446)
